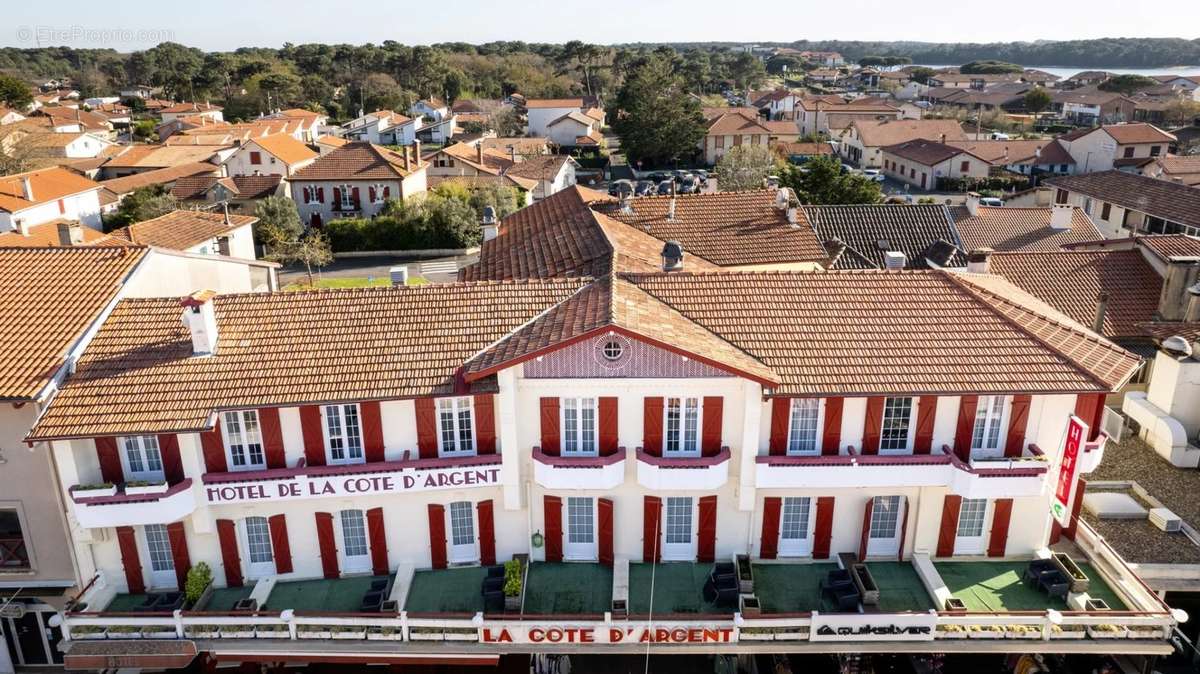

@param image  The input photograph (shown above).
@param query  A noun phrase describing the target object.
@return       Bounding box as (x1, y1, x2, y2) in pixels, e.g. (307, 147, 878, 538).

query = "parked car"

(656, 180, 675, 195)
(634, 180, 655, 196)
(841, 163, 857, 174)
(861, 169, 886, 183)
(679, 177, 700, 193)
(979, 197, 1004, 207)
(693, 169, 709, 186)
(608, 179, 634, 197)
(646, 171, 672, 183)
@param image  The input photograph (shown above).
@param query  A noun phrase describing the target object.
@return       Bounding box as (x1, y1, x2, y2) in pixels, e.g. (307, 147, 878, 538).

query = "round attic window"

(602, 340, 624, 361)
(594, 334, 631, 370)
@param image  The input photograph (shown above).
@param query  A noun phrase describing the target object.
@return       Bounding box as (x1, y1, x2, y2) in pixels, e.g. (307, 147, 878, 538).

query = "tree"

(269, 231, 333, 287)
(1024, 87, 1052, 117)
(908, 67, 936, 85)
(253, 195, 303, 249)
(1099, 74, 1158, 95)
(779, 156, 882, 205)
(714, 145, 778, 192)
(611, 54, 705, 166)
(960, 60, 1023, 74)
(728, 52, 767, 90)
(0, 74, 32, 109)
(103, 186, 175, 230)
(489, 107, 524, 136)
(1164, 98, 1200, 128)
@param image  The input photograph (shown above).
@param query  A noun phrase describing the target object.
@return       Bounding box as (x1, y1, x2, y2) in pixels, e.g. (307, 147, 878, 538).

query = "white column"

(496, 368, 522, 510)
(49, 440, 97, 582)
(179, 433, 214, 535)
(738, 380, 763, 511)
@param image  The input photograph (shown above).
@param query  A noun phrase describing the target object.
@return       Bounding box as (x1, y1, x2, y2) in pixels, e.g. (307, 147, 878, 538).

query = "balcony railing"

(0, 537, 30, 569)
(531, 446, 626, 490)
(67, 479, 196, 529)
(635, 447, 731, 491)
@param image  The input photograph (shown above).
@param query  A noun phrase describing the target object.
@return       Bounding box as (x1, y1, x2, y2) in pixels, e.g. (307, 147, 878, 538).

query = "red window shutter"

(332, 187, 341, 206)
(57, 199, 65, 214)
(1074, 393, 1105, 441)
(383, 185, 391, 200)
(862, 397, 885, 455)
(360, 401, 386, 462)
(822, 398, 843, 456)
(315, 512, 339, 578)
(642, 397, 663, 457)
(258, 408, 287, 469)
(936, 494, 963, 557)
(759, 497, 781, 559)
(268, 514, 293, 574)
(415, 398, 439, 459)
(427, 504, 447, 569)
(317, 187, 325, 203)
(858, 498, 875, 561)
(303, 187, 310, 203)
(95, 437, 123, 484)
(200, 425, 227, 473)
(896, 496, 909, 562)
(115, 526, 144, 594)
(813, 497, 835, 559)
(476, 500, 496, 566)
(473, 395, 496, 455)
(367, 507, 389, 576)
(642, 496, 662, 563)
(369, 185, 377, 202)
(768, 397, 790, 455)
(216, 519, 243, 587)
(299, 405, 326, 466)
(166, 521, 191, 590)
(158, 434, 185, 484)
(697, 495, 718, 562)
(250, 151, 261, 164)
(539, 397, 560, 455)
(598, 397, 618, 456)
(598, 498, 614, 567)
(351, 186, 361, 206)
(954, 396, 979, 461)
(913, 396, 937, 455)
(701, 397, 723, 457)
(1005, 395, 1031, 457)
(544, 495, 563, 562)
(988, 498, 1013, 558)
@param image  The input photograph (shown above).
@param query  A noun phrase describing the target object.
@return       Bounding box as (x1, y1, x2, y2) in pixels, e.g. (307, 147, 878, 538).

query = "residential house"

(1143, 155, 1200, 187)
(702, 110, 773, 165)
(479, 136, 550, 158)
(410, 98, 450, 123)
(799, 50, 844, 66)
(0, 167, 103, 232)
(159, 102, 224, 125)
(525, 99, 604, 138)
(1056, 124, 1177, 174)
(96, 162, 223, 211)
(224, 134, 318, 178)
(839, 118, 967, 168)
(1046, 170, 1200, 237)
(14, 132, 116, 162)
(99, 145, 228, 179)
(119, 85, 157, 99)
(170, 175, 285, 212)
(342, 110, 411, 145)
(1062, 71, 1112, 89)
(805, 203, 965, 269)
(776, 141, 836, 163)
(881, 139, 990, 190)
(951, 197, 1102, 253)
(805, 69, 842, 86)
(945, 139, 1076, 178)
(99, 210, 259, 260)
(751, 89, 803, 120)
(290, 142, 428, 228)
(0, 106, 26, 125)
(1052, 89, 1136, 125)
(795, 96, 900, 137)
(426, 142, 576, 202)
(262, 109, 328, 142)
(315, 135, 349, 155)
(31, 106, 115, 138)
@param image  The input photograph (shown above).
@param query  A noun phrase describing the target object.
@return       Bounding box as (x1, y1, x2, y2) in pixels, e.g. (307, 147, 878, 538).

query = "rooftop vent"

(661, 241, 684, 272)
(1050, 203, 1073, 230)
(883, 251, 907, 269)
(966, 247, 993, 274)
(480, 205, 498, 242)
(875, 239, 891, 251)
(1149, 507, 1182, 533)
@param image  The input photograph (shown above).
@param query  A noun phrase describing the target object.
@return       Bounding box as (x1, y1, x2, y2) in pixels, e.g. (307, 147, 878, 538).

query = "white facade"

(224, 140, 316, 178)
(290, 170, 428, 227)
(0, 188, 103, 232)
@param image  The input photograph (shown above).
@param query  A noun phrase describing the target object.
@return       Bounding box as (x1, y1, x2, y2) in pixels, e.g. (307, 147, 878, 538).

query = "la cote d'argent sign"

(203, 462, 502, 505)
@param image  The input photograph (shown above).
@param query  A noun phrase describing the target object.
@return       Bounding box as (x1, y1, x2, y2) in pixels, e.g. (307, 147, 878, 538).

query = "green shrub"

(503, 559, 522, 597)
(185, 562, 212, 605)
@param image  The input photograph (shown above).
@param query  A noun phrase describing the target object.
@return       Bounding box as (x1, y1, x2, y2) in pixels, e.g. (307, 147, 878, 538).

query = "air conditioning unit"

(1149, 507, 1182, 533)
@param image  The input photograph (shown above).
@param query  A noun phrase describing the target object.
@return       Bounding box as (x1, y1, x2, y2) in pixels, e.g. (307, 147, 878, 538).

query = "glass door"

(564, 497, 597, 561)
(337, 510, 371, 574)
(778, 497, 813, 557)
(661, 497, 695, 561)
(142, 524, 177, 589)
(447, 501, 479, 564)
(953, 499, 989, 555)
(865, 496, 905, 558)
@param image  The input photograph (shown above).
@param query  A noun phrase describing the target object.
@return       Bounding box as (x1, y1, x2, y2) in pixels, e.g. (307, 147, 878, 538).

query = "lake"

(912, 65, 1200, 79)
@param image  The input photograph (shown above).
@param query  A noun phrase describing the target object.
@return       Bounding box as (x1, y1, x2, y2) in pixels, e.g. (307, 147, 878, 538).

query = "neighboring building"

(1046, 171, 1200, 238)
(1056, 124, 1177, 174)
(525, 99, 603, 138)
(224, 134, 318, 178)
(1052, 89, 1136, 125)
(98, 210, 259, 259)
(290, 142, 428, 228)
(839, 118, 967, 168)
(99, 145, 226, 179)
(14, 132, 116, 161)
(96, 162, 223, 211)
(0, 167, 103, 232)
(702, 110, 773, 165)
(410, 98, 449, 122)
(1143, 155, 1200, 187)
(776, 141, 836, 163)
(805, 203, 965, 269)
(881, 139, 990, 191)
(951, 198, 1102, 253)
(341, 110, 414, 145)
(946, 139, 1076, 178)
(796, 98, 900, 137)
(479, 136, 550, 158)
(170, 175, 285, 212)
(31, 107, 115, 138)
(159, 102, 224, 125)
(750, 89, 803, 121)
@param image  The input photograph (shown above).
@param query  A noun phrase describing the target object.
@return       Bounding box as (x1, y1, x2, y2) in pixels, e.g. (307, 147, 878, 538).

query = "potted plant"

(943, 597, 967, 612)
(936, 624, 969, 640)
(1086, 623, 1127, 639)
(444, 626, 480, 642)
(255, 623, 289, 639)
(68, 624, 109, 640)
(503, 559, 522, 612)
(106, 625, 142, 639)
(739, 594, 761, 617)
(1051, 553, 1089, 593)
(124, 480, 170, 496)
(368, 625, 404, 641)
(219, 624, 256, 639)
(184, 624, 221, 639)
(968, 624, 1004, 639)
(331, 624, 367, 640)
(1004, 624, 1040, 640)
(141, 624, 179, 639)
(184, 563, 213, 610)
(735, 555, 754, 594)
(72, 483, 116, 498)
(408, 626, 445, 641)
(296, 624, 334, 639)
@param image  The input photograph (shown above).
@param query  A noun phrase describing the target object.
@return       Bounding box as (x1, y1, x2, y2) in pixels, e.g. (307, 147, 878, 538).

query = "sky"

(3, 0, 1200, 51)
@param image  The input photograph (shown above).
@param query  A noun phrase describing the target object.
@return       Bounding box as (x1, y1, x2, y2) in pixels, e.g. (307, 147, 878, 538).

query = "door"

(664, 398, 701, 458)
(661, 497, 695, 561)
(953, 499, 989, 555)
(310, 212, 322, 229)
(970, 396, 1008, 459)
(120, 436, 164, 482)
(564, 497, 597, 561)
(5, 609, 54, 666)
(337, 510, 371, 574)
(447, 501, 479, 564)
(778, 497, 814, 557)
(142, 524, 177, 589)
(866, 496, 905, 558)
(242, 516, 275, 579)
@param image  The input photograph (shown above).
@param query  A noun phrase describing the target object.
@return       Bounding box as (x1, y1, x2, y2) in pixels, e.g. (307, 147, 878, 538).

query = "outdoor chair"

(369, 578, 389, 593)
(359, 590, 384, 612)
(486, 565, 505, 579)
(712, 562, 735, 578)
(481, 575, 504, 594)
(1022, 559, 1057, 586)
(1037, 570, 1070, 600)
(831, 584, 861, 612)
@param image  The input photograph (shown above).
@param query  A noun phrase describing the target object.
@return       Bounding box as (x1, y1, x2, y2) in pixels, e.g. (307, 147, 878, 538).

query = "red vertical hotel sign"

(1052, 415, 1086, 526)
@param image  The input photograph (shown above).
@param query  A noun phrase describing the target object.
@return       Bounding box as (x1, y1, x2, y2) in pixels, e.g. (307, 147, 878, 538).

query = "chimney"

(667, 181, 676, 221)
(413, 140, 421, 165)
(481, 205, 498, 241)
(774, 186, 789, 210)
(57, 221, 84, 246)
(1093, 292, 1110, 333)
(15, 218, 30, 237)
(883, 251, 907, 269)
(180, 290, 219, 357)
(1049, 203, 1073, 230)
(965, 192, 980, 216)
(940, 133, 946, 145)
(1185, 282, 1200, 323)
(619, 193, 634, 215)
(20, 176, 34, 201)
(966, 247, 993, 274)
(477, 143, 484, 165)
(661, 241, 684, 271)
(403, 146, 411, 171)
(510, 146, 518, 164)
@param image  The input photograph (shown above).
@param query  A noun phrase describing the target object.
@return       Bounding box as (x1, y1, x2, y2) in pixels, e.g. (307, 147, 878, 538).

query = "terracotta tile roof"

(884, 139, 975, 165)
(705, 111, 772, 136)
(763, 120, 801, 135)
(0, 167, 102, 213)
(1136, 234, 1200, 260)
(824, 112, 895, 132)
(777, 142, 835, 156)
(28, 279, 587, 438)
(851, 119, 968, 147)
(945, 139, 1075, 166)
(575, 130, 603, 145)
(438, 141, 514, 174)
(625, 270, 1136, 395)
(1139, 321, 1200, 343)
(0, 220, 108, 247)
(479, 137, 549, 156)
(98, 162, 220, 197)
(103, 144, 224, 169)
(1097, 123, 1176, 145)
(35, 107, 112, 132)
(984, 249, 1162, 338)
(160, 101, 223, 114)
(1154, 155, 1200, 186)
(171, 174, 281, 201)
(0, 246, 146, 401)
(525, 98, 586, 109)
(951, 206, 1102, 252)
(291, 142, 419, 180)
(594, 190, 828, 267)
(548, 111, 595, 128)
(504, 154, 572, 181)
(804, 204, 964, 269)
(97, 210, 257, 251)
(250, 133, 317, 165)
(1044, 170, 1200, 229)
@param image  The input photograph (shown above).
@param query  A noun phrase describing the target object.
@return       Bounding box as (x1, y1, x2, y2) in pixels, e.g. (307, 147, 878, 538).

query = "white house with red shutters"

(25, 190, 1179, 668)
(288, 141, 427, 228)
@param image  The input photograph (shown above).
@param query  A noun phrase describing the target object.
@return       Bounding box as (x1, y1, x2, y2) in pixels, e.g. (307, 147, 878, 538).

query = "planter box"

(445, 631, 480, 642)
(70, 629, 109, 640)
(106, 631, 143, 639)
(74, 485, 117, 498)
(735, 554, 754, 594)
(125, 482, 169, 496)
(296, 629, 332, 639)
(331, 630, 367, 640)
(1087, 625, 1129, 639)
(937, 629, 970, 640)
(772, 631, 807, 641)
(367, 630, 404, 641)
(1005, 629, 1042, 640)
(255, 628, 290, 639)
(739, 594, 761, 617)
(504, 595, 521, 612)
(1052, 553, 1089, 593)
(143, 630, 178, 639)
(220, 629, 255, 639)
(967, 629, 1004, 639)
(408, 632, 445, 641)
(1050, 628, 1087, 640)
(184, 629, 219, 639)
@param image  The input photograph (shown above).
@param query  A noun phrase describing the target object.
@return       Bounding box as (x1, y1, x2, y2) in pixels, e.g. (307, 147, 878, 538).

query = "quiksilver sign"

(809, 613, 937, 642)
(204, 464, 502, 504)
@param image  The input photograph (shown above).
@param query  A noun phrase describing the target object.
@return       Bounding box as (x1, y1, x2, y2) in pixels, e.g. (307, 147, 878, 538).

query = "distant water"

(912, 65, 1200, 79)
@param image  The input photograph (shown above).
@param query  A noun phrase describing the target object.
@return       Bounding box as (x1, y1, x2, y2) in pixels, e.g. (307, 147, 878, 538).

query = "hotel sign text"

(204, 464, 501, 504)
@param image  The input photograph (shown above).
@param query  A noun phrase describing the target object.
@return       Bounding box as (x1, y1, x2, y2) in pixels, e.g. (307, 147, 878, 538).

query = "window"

(122, 435, 164, 482)
(1055, 188, 1068, 204)
(340, 510, 368, 558)
(1123, 146, 1135, 158)
(1101, 202, 1112, 220)
(880, 397, 914, 452)
(567, 497, 594, 544)
(449, 502, 475, 546)
(715, 135, 725, 149)
(780, 497, 811, 542)
(0, 510, 29, 569)
(960, 160, 970, 172)
(869, 496, 902, 539)
(1084, 197, 1094, 215)
(1150, 145, 1162, 157)
(971, 395, 1007, 455)
(250, 151, 262, 165)
(437, 397, 475, 456)
(787, 399, 821, 455)
(664, 397, 701, 456)
(665, 497, 693, 545)
(602, 340, 624, 361)
(144, 524, 174, 572)
(244, 517, 273, 565)
(957, 499, 988, 538)
(338, 184, 353, 209)
(323, 404, 363, 464)
(222, 410, 265, 470)
(562, 397, 598, 456)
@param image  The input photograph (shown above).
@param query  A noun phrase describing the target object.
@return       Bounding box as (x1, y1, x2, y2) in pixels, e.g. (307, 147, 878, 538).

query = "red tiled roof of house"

(945, 139, 1074, 166)
(951, 206, 1102, 252)
(292, 142, 420, 180)
(1098, 123, 1176, 145)
(1136, 234, 1200, 260)
(95, 210, 257, 251)
(251, 133, 317, 165)
(0, 167, 102, 213)
(525, 98, 586, 109)
(851, 118, 968, 147)
(705, 111, 772, 136)
(884, 139, 975, 165)
(1044, 171, 1200, 229)
(0, 219, 108, 247)
(160, 101, 223, 114)
(97, 162, 220, 197)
